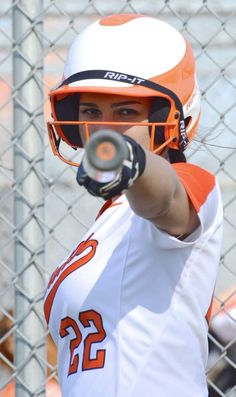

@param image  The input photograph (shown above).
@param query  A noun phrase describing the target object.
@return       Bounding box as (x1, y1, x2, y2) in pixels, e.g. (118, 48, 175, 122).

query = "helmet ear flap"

(54, 93, 83, 147)
(148, 97, 186, 163)
(148, 97, 170, 145)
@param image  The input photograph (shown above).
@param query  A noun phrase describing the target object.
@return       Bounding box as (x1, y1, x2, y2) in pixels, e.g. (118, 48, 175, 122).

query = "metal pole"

(13, 1, 45, 396)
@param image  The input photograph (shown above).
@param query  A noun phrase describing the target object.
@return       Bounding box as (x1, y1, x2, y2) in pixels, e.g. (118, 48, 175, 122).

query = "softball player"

(44, 14, 223, 397)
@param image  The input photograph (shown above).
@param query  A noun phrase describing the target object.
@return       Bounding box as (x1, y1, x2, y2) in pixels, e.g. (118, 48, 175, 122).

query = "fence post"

(13, 0, 45, 396)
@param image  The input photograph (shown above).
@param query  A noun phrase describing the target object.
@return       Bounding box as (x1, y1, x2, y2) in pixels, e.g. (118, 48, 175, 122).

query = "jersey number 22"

(60, 309, 106, 375)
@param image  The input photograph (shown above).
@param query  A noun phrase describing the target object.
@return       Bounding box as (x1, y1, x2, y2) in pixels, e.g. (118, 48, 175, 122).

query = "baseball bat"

(82, 130, 128, 183)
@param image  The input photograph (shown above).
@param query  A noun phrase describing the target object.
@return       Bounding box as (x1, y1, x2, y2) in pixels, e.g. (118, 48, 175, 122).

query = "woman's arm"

(125, 149, 200, 237)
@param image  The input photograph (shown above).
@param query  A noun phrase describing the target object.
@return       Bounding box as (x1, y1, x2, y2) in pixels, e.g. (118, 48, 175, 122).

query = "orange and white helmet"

(48, 14, 201, 166)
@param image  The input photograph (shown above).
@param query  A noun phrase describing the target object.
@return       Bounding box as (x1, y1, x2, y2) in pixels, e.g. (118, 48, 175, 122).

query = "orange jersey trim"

(172, 163, 215, 212)
(95, 198, 123, 220)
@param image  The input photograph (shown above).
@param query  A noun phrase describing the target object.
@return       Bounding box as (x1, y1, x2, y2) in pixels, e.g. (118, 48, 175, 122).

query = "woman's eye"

(118, 108, 138, 117)
(80, 108, 101, 118)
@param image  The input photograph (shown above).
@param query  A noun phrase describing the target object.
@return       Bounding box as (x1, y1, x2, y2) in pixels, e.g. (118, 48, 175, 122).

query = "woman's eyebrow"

(111, 101, 141, 108)
(80, 102, 99, 107)
(79, 101, 142, 108)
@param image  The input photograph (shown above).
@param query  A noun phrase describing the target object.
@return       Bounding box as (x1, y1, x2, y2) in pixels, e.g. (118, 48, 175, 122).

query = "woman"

(44, 14, 223, 397)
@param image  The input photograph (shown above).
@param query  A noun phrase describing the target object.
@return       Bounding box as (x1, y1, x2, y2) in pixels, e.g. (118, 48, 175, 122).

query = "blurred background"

(0, 1, 235, 396)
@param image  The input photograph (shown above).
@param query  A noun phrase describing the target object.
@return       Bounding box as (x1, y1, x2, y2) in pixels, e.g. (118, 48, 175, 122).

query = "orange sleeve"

(172, 163, 215, 212)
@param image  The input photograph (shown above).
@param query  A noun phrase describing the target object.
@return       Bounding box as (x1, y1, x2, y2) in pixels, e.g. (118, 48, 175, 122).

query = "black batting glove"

(76, 135, 146, 200)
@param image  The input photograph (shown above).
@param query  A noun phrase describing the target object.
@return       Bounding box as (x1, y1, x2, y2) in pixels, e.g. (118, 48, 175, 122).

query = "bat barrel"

(83, 130, 128, 182)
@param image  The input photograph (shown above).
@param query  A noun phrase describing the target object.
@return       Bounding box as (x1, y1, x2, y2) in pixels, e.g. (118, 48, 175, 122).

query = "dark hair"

(168, 148, 186, 163)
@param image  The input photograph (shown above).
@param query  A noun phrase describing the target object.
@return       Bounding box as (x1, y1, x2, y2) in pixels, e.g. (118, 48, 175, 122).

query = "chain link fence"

(0, 0, 235, 396)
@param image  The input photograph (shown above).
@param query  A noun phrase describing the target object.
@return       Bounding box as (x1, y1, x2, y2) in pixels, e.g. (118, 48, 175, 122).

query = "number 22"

(60, 309, 106, 375)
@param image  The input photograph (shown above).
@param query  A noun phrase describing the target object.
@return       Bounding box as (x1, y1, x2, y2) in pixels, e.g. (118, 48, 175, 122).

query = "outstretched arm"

(125, 148, 200, 237)
(77, 133, 200, 237)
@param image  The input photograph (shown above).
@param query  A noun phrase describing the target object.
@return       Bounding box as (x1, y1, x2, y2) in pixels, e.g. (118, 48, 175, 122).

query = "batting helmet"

(47, 14, 200, 165)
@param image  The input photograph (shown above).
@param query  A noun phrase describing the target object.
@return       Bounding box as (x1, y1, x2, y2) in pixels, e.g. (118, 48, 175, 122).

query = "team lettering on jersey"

(44, 234, 98, 324)
(44, 233, 108, 376)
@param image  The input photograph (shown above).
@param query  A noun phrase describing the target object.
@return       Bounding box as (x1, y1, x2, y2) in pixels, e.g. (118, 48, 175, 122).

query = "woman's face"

(79, 93, 151, 149)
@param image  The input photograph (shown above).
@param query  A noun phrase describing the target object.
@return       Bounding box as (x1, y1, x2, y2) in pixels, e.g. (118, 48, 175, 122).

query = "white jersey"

(44, 163, 223, 397)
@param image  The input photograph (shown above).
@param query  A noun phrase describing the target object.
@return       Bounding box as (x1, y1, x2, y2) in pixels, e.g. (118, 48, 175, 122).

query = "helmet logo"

(104, 71, 145, 85)
(179, 119, 188, 149)
(185, 84, 198, 112)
